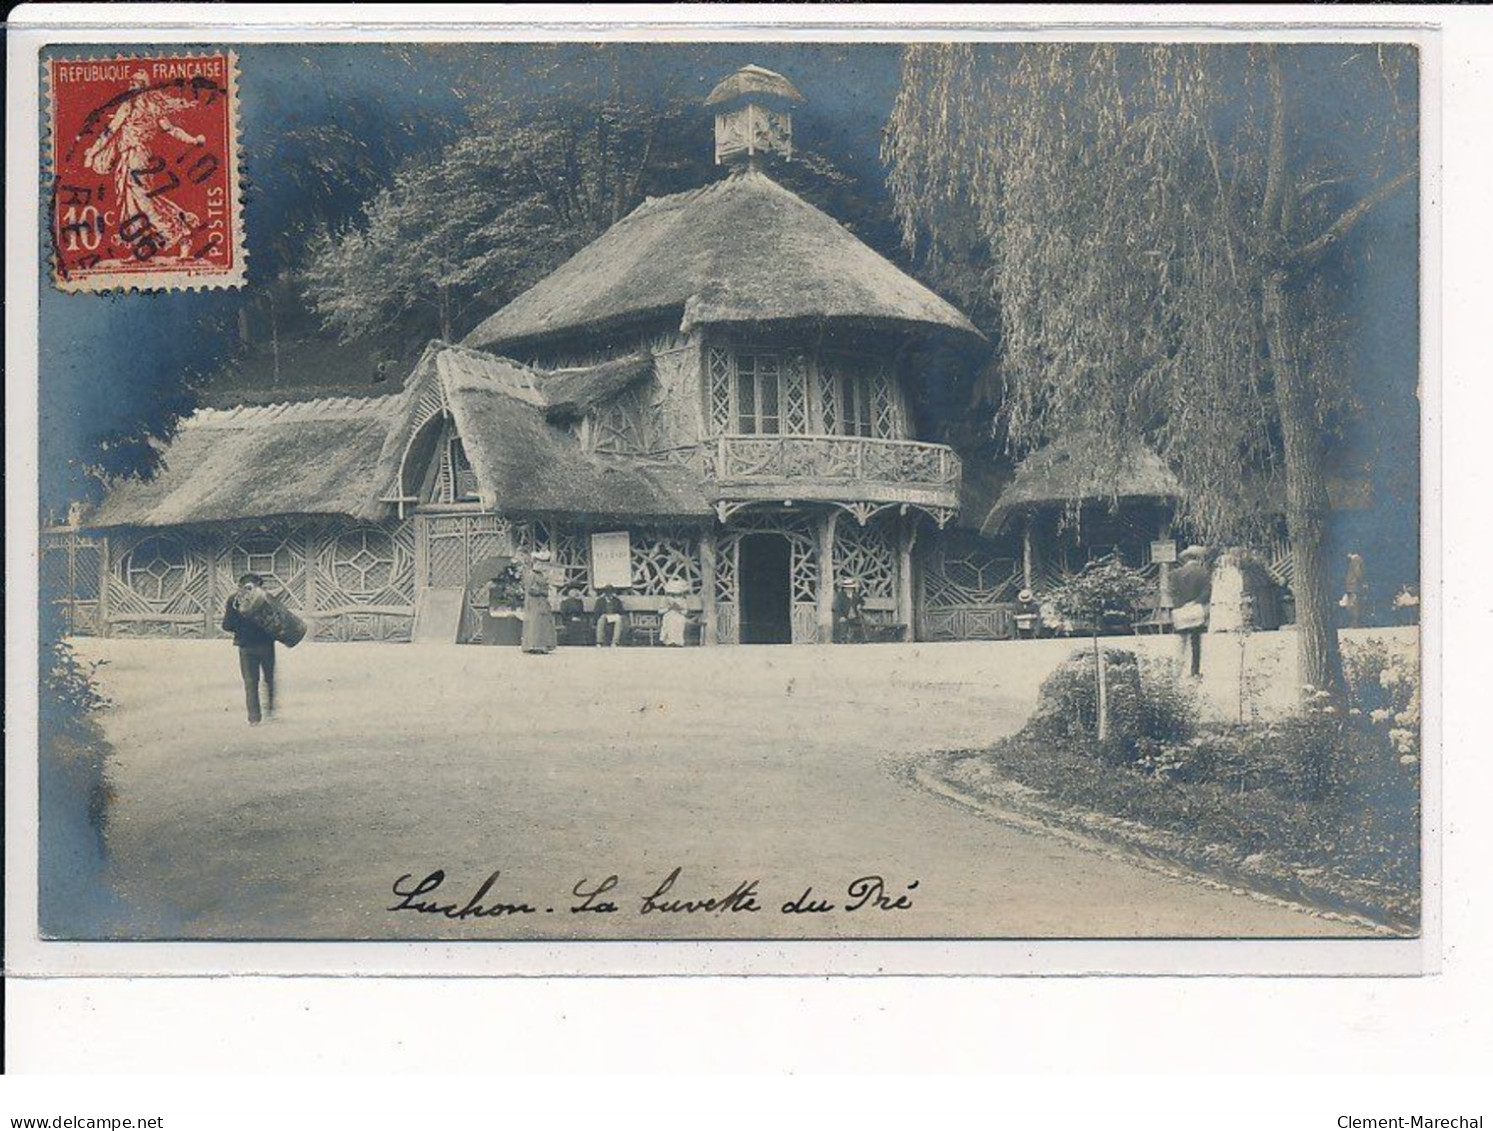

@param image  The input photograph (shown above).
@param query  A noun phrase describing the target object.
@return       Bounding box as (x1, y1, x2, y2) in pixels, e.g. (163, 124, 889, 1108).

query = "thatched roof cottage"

(50, 65, 1207, 645)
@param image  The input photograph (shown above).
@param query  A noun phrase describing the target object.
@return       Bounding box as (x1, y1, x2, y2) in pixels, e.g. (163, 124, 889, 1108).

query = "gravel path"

(72, 637, 1372, 940)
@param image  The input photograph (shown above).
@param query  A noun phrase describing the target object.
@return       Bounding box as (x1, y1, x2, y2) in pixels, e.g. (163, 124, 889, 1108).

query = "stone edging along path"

(907, 752, 1415, 938)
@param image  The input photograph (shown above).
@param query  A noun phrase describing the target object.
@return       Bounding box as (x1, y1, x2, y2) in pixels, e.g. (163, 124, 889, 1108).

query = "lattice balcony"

(700, 434, 961, 524)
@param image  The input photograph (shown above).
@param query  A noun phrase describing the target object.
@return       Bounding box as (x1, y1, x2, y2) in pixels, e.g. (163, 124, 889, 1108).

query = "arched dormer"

(402, 413, 480, 506)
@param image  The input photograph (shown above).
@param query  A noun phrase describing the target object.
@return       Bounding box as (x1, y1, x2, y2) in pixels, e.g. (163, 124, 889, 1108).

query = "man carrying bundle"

(222, 573, 278, 725)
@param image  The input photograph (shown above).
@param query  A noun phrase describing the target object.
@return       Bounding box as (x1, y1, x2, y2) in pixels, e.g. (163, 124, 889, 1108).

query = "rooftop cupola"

(705, 64, 806, 168)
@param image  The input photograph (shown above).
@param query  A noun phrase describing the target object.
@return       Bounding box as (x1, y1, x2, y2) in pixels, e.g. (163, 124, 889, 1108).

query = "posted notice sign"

(590, 531, 633, 589)
(1150, 540, 1178, 564)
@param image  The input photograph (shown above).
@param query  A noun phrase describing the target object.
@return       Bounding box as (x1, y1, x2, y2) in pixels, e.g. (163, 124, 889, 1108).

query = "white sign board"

(590, 531, 634, 589)
(1150, 540, 1178, 564)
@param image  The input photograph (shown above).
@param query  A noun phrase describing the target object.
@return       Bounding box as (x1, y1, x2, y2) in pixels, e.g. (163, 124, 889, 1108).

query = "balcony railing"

(700, 434, 961, 511)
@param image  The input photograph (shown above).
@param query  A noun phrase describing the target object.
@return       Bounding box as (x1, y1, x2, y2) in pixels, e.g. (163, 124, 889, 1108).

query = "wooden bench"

(626, 610, 662, 646)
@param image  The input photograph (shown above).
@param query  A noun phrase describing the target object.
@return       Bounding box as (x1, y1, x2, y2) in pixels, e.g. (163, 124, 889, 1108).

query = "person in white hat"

(520, 549, 557, 654)
(659, 577, 692, 647)
(833, 576, 868, 644)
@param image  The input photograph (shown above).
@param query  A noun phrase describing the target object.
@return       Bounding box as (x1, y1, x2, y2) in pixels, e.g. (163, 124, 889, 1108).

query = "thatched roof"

(705, 65, 805, 107)
(463, 167, 983, 354)
(88, 343, 709, 529)
(979, 437, 1182, 536)
(540, 353, 652, 421)
(87, 394, 411, 528)
(430, 346, 710, 520)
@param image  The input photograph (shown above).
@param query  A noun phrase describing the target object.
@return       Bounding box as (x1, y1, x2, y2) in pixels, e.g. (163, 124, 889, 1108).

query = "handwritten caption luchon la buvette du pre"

(388, 867, 919, 922)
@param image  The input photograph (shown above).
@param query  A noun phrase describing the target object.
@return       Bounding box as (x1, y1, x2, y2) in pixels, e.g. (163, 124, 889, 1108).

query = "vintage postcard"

(9, 17, 1433, 977)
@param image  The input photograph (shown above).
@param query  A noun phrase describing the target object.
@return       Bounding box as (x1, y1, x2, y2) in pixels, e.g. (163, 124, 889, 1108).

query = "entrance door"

(738, 533, 793, 644)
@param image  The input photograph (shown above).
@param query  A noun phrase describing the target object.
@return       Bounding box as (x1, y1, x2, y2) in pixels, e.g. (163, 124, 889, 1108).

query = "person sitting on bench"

(594, 586, 625, 647)
(833, 577, 869, 644)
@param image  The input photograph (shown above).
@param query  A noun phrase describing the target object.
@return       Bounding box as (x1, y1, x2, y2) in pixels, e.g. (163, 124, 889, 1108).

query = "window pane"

(759, 369, 779, 434)
(737, 365, 756, 433)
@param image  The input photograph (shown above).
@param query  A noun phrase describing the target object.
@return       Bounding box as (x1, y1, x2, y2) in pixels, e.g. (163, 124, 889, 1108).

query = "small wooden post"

(98, 534, 111, 638)
(303, 521, 319, 620)
(205, 528, 220, 638)
(898, 516, 917, 642)
(817, 509, 839, 643)
(699, 522, 718, 646)
(1156, 515, 1173, 610)
(1022, 521, 1035, 593)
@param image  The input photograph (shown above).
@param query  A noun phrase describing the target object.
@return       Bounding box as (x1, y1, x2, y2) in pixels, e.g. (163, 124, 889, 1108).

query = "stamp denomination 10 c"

(47, 52, 244, 292)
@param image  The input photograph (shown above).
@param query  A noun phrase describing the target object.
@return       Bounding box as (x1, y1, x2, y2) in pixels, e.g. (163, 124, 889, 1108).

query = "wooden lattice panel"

(628, 527, 702, 596)
(40, 529, 104, 636)
(109, 531, 212, 635)
(921, 607, 1015, 641)
(713, 533, 738, 603)
(714, 602, 739, 645)
(227, 530, 308, 610)
(783, 352, 810, 435)
(835, 519, 897, 600)
(816, 362, 839, 435)
(922, 542, 1022, 610)
(593, 385, 650, 454)
(313, 521, 415, 612)
(708, 346, 733, 435)
(871, 362, 889, 438)
(423, 513, 515, 588)
(1264, 537, 1295, 588)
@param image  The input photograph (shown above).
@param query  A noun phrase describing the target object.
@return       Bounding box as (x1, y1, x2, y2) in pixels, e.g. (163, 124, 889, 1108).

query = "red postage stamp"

(47, 52, 244, 291)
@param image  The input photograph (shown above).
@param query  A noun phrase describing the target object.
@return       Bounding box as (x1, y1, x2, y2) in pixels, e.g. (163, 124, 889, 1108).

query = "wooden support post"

(1157, 515, 1173, 610)
(304, 521, 320, 620)
(699, 522, 718, 646)
(1022, 521, 1035, 593)
(205, 528, 220, 638)
(898, 516, 917, 642)
(817, 509, 839, 644)
(98, 534, 111, 638)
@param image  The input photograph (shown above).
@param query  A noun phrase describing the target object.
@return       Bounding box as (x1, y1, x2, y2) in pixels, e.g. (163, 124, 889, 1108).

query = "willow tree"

(884, 43, 1417, 699)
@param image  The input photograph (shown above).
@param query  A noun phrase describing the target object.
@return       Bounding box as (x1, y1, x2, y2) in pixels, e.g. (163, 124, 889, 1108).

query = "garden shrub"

(1028, 647, 1199, 763)
(39, 602, 111, 737)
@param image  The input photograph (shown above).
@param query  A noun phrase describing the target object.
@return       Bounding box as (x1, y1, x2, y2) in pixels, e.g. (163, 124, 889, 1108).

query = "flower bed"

(931, 637, 1421, 931)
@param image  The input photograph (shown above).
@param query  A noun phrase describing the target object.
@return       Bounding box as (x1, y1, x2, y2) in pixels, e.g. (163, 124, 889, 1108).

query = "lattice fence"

(310, 520, 416, 642)
(40, 528, 104, 636)
(918, 535, 1023, 642)
(108, 530, 215, 638)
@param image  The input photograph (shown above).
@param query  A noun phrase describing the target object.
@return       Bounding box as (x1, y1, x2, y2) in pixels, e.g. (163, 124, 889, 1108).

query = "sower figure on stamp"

(223, 573, 275, 725)
(1168, 546, 1213, 679)
(82, 70, 206, 259)
(833, 577, 868, 644)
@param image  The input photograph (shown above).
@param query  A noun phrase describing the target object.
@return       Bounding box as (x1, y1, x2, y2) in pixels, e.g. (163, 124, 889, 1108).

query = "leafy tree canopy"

(883, 43, 1417, 696)
(298, 87, 861, 345)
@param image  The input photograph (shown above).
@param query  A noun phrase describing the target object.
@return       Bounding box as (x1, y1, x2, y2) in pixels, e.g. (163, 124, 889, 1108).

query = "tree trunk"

(1094, 634, 1109, 741)
(1262, 270, 1344, 701)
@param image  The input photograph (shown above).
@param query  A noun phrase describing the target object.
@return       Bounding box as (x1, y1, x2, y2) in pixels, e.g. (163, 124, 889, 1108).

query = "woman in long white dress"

(520, 550, 558, 654)
(659, 578, 691, 647)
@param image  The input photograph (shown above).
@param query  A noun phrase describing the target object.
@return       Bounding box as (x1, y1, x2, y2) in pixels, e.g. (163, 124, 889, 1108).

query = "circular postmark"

(47, 54, 243, 291)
